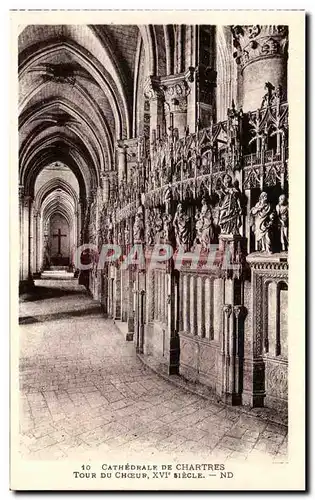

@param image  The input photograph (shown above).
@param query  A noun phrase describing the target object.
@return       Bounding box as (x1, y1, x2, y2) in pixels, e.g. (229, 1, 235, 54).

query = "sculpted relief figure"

(173, 202, 190, 250)
(194, 209, 203, 245)
(133, 208, 145, 244)
(153, 208, 163, 243)
(276, 194, 288, 251)
(162, 212, 173, 244)
(145, 211, 154, 246)
(163, 183, 172, 214)
(194, 198, 215, 250)
(250, 192, 275, 253)
(217, 174, 243, 235)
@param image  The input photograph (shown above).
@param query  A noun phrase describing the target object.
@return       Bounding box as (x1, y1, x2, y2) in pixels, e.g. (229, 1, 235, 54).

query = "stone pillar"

(101, 267, 109, 317)
(231, 25, 288, 112)
(101, 172, 110, 205)
(114, 267, 121, 320)
(108, 171, 118, 205)
(19, 191, 34, 291)
(186, 26, 198, 131)
(79, 198, 85, 245)
(107, 266, 115, 318)
(166, 270, 179, 375)
(215, 233, 248, 404)
(189, 274, 197, 335)
(19, 186, 25, 282)
(144, 76, 165, 157)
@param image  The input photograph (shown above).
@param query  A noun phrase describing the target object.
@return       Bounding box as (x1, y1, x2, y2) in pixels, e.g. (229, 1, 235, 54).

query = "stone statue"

(276, 194, 288, 251)
(43, 238, 50, 269)
(145, 210, 154, 246)
(162, 212, 173, 243)
(107, 216, 114, 244)
(124, 222, 130, 246)
(250, 192, 275, 253)
(164, 183, 172, 214)
(133, 208, 145, 244)
(194, 209, 203, 245)
(199, 198, 215, 250)
(117, 228, 123, 246)
(217, 174, 243, 235)
(173, 202, 190, 249)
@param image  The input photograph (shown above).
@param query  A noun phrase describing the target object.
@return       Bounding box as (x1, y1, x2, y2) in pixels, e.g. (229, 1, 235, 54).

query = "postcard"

(10, 9, 305, 491)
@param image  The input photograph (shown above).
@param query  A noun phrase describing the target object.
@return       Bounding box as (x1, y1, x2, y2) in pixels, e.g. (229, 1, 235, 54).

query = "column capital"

(144, 76, 164, 101)
(160, 71, 193, 113)
(231, 25, 288, 71)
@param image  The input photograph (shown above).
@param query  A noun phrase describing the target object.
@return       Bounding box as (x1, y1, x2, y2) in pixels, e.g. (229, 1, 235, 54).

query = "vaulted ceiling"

(18, 24, 179, 202)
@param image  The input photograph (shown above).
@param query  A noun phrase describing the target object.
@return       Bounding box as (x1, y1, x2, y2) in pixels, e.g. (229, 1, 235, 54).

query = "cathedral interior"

(18, 24, 289, 460)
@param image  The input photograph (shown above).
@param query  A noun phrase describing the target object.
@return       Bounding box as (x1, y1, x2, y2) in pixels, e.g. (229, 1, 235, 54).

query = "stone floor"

(18, 279, 288, 463)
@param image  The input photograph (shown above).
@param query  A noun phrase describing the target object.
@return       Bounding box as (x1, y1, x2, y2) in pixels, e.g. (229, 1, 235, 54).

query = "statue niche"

(276, 194, 288, 252)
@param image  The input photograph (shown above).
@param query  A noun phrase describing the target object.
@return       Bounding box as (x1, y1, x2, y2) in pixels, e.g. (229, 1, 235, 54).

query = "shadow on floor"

(20, 285, 89, 302)
(19, 305, 102, 325)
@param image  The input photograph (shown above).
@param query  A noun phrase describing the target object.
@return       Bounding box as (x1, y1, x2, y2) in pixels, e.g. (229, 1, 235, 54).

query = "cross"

(52, 228, 67, 255)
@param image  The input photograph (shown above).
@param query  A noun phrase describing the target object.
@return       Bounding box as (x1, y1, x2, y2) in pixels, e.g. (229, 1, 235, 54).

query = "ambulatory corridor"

(18, 277, 288, 463)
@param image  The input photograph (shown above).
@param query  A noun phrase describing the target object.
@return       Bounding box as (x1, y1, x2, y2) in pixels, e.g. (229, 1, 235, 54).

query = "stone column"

(33, 210, 41, 276)
(116, 144, 127, 182)
(79, 198, 85, 245)
(126, 267, 135, 341)
(19, 186, 25, 282)
(165, 269, 179, 374)
(231, 25, 288, 112)
(144, 76, 165, 157)
(161, 69, 195, 138)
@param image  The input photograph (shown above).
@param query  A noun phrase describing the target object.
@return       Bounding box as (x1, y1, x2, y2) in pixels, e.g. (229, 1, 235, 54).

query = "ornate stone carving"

(250, 192, 275, 253)
(276, 194, 288, 251)
(163, 183, 173, 213)
(163, 79, 191, 112)
(231, 25, 288, 70)
(124, 222, 130, 246)
(145, 210, 154, 246)
(29, 62, 83, 85)
(105, 216, 114, 244)
(217, 174, 243, 235)
(173, 203, 190, 250)
(265, 361, 288, 399)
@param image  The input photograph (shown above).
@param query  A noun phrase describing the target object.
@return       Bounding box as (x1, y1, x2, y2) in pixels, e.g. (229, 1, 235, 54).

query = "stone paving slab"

(18, 279, 288, 463)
